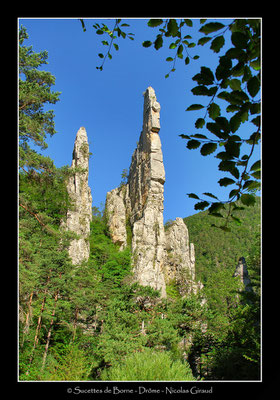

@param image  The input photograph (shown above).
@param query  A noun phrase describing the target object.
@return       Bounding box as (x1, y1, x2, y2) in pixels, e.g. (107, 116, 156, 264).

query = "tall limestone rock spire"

(63, 127, 92, 265)
(105, 87, 202, 298)
(128, 86, 166, 296)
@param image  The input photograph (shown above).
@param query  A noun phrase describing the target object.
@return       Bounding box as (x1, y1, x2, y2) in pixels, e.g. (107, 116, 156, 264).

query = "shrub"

(100, 348, 195, 381)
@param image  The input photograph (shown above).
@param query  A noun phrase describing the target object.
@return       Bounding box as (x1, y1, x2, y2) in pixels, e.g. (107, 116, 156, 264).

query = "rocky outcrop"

(165, 218, 201, 296)
(62, 127, 92, 265)
(127, 87, 166, 296)
(106, 186, 128, 251)
(234, 256, 253, 292)
(105, 87, 202, 298)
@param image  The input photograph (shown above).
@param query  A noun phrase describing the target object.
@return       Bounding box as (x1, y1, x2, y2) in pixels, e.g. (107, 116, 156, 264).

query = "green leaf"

(229, 78, 241, 91)
(194, 201, 209, 210)
(166, 57, 173, 62)
(247, 76, 260, 98)
(167, 19, 179, 37)
(193, 66, 215, 85)
(226, 104, 240, 113)
(169, 43, 177, 49)
(142, 41, 152, 48)
(216, 151, 233, 161)
(199, 22, 225, 35)
(208, 103, 221, 120)
(251, 170, 261, 179)
(229, 113, 242, 133)
(225, 139, 241, 158)
(154, 36, 163, 50)
(250, 103, 260, 115)
(218, 177, 235, 187)
(195, 118, 205, 129)
(231, 31, 248, 49)
(250, 58, 260, 71)
(210, 35, 225, 53)
(185, 56, 190, 65)
(187, 139, 201, 149)
(113, 43, 119, 51)
(191, 86, 211, 96)
(98, 53, 104, 58)
(186, 104, 205, 111)
(148, 19, 164, 27)
(208, 202, 224, 213)
(200, 142, 217, 156)
(198, 37, 212, 46)
(187, 193, 200, 199)
(215, 56, 232, 80)
(177, 44, 183, 56)
(218, 160, 236, 172)
(240, 193, 256, 206)
(242, 180, 260, 191)
(203, 192, 219, 200)
(184, 19, 193, 27)
(250, 160, 261, 171)
(191, 133, 208, 139)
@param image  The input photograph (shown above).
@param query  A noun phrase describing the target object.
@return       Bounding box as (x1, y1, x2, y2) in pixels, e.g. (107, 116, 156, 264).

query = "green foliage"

(82, 18, 261, 221)
(19, 23, 261, 382)
(184, 197, 260, 283)
(43, 342, 92, 381)
(19, 26, 61, 173)
(100, 348, 195, 381)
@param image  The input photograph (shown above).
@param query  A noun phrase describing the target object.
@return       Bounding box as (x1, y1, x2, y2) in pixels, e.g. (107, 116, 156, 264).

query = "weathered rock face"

(106, 186, 127, 251)
(63, 127, 92, 265)
(165, 218, 203, 296)
(105, 87, 202, 298)
(127, 87, 166, 296)
(234, 256, 253, 292)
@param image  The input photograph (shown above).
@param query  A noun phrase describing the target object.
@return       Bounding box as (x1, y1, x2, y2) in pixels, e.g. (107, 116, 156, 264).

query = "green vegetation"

(82, 18, 261, 227)
(18, 25, 261, 382)
(183, 197, 260, 283)
(100, 348, 195, 381)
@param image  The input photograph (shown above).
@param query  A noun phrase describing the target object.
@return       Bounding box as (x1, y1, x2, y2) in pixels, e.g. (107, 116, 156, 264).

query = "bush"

(100, 348, 195, 381)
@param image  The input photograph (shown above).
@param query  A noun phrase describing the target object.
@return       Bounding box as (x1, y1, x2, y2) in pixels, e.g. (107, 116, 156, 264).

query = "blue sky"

(19, 18, 260, 222)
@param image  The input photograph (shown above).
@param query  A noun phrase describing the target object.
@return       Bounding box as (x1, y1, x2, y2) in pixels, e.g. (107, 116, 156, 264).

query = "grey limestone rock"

(62, 127, 92, 266)
(234, 256, 253, 292)
(105, 87, 202, 298)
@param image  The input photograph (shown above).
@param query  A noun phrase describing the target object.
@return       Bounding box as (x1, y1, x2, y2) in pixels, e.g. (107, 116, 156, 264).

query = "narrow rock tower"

(63, 127, 92, 265)
(105, 87, 203, 298)
(128, 87, 166, 296)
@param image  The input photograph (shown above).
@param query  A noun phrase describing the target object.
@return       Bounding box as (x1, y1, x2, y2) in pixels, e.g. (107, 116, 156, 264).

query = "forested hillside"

(184, 197, 260, 283)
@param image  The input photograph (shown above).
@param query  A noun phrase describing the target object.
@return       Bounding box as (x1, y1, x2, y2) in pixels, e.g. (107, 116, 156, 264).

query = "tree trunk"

(26, 271, 52, 375)
(21, 291, 33, 347)
(41, 291, 58, 371)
